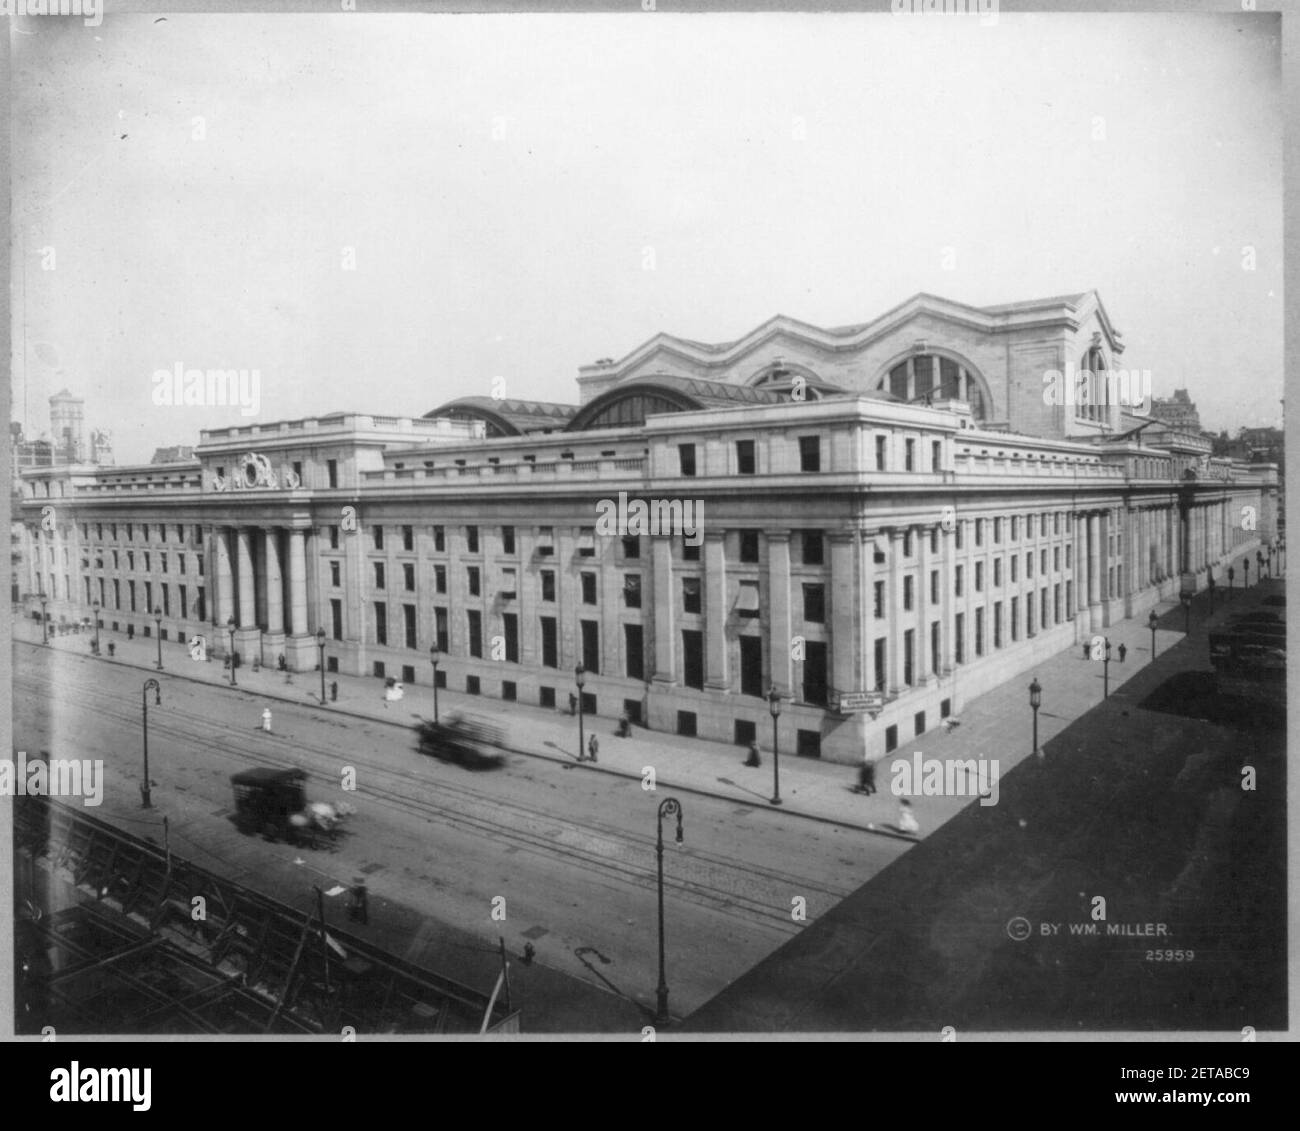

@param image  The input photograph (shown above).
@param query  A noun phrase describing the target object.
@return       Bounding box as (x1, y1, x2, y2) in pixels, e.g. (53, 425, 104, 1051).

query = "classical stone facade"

(17, 293, 1279, 764)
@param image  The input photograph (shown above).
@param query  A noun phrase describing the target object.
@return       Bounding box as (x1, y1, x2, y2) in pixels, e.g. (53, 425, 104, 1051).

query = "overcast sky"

(10, 10, 1282, 464)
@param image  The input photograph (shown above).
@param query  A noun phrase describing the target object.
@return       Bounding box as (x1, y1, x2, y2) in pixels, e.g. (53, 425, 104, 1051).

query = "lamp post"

(575, 663, 586, 760)
(1180, 591, 1192, 635)
(1256, 550, 1264, 581)
(92, 600, 101, 655)
(153, 607, 163, 670)
(1227, 566, 1234, 597)
(1148, 610, 1159, 660)
(1242, 557, 1250, 589)
(1102, 637, 1113, 699)
(1207, 572, 1216, 614)
(141, 677, 161, 809)
(768, 686, 783, 806)
(654, 796, 684, 1026)
(40, 595, 48, 645)
(316, 627, 327, 706)
(430, 645, 441, 723)
(1028, 677, 1041, 756)
(227, 617, 237, 686)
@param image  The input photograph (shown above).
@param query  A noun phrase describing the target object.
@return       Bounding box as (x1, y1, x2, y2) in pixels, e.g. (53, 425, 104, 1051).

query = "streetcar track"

(15, 660, 860, 931)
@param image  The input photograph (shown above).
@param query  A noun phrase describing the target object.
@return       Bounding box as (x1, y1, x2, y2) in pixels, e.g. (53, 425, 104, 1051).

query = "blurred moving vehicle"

(414, 714, 507, 770)
(230, 767, 354, 846)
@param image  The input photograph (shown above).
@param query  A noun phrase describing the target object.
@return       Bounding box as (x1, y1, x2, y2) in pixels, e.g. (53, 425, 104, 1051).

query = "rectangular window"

(975, 561, 984, 592)
(1011, 516, 1019, 541)
(930, 570, 939, 603)
(803, 531, 824, 565)
(541, 570, 556, 602)
(144, 552, 151, 572)
(931, 440, 941, 470)
(540, 616, 558, 668)
(874, 638, 886, 691)
(994, 601, 1003, 648)
(975, 607, 985, 656)
(161, 584, 170, 617)
(1054, 546, 1061, 571)
(955, 565, 964, 597)
(145, 581, 153, 610)
(905, 439, 915, 472)
(955, 612, 965, 663)
(739, 635, 764, 697)
(875, 435, 887, 470)
(622, 535, 641, 560)
(1053, 583, 1061, 624)
(1026, 592, 1035, 636)
(1041, 586, 1048, 629)
(903, 575, 914, 611)
(404, 562, 416, 591)
(468, 566, 481, 597)
(955, 521, 964, 550)
(975, 518, 984, 547)
(433, 525, 446, 553)
(581, 571, 598, 604)
(885, 724, 898, 754)
(803, 640, 828, 706)
(682, 537, 701, 563)
(374, 562, 386, 590)
(802, 583, 825, 623)
(581, 619, 600, 673)
(331, 598, 343, 640)
(678, 444, 697, 477)
(903, 531, 913, 557)
(375, 602, 388, 646)
(179, 585, 188, 619)
(466, 526, 479, 554)
(994, 517, 1002, 544)
(1026, 552, 1033, 579)
(625, 623, 645, 681)
(736, 439, 756, 474)
(500, 525, 515, 555)
(1066, 544, 1073, 568)
(903, 629, 914, 686)
(503, 613, 519, 663)
(467, 610, 482, 658)
(435, 607, 449, 652)
(329, 526, 340, 550)
(1010, 596, 1019, 641)
(624, 573, 642, 609)
(178, 554, 186, 575)
(402, 525, 414, 552)
(682, 629, 704, 688)
(578, 527, 596, 557)
(161, 553, 168, 574)
(327, 459, 338, 488)
(1066, 580, 1074, 617)
(1041, 549, 1048, 574)
(404, 603, 417, 649)
(739, 530, 760, 563)
(874, 580, 885, 618)
(798, 435, 821, 472)
(373, 526, 384, 551)
(435, 564, 447, 594)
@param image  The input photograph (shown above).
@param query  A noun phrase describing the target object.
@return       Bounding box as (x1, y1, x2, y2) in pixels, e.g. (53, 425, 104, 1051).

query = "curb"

(19, 637, 907, 841)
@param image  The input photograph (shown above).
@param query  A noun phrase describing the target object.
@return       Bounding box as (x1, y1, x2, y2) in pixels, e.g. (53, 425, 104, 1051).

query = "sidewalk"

(13, 579, 1272, 843)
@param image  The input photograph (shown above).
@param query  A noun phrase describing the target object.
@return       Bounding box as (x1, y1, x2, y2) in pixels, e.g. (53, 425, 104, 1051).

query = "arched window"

(1078, 346, 1107, 424)
(883, 354, 986, 421)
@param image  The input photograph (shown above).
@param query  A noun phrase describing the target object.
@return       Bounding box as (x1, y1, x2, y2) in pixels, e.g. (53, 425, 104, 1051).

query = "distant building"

(151, 445, 196, 464)
(49, 388, 86, 464)
(1149, 388, 1201, 434)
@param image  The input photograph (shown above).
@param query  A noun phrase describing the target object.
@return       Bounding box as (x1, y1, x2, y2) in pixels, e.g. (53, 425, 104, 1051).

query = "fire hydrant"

(261, 708, 272, 733)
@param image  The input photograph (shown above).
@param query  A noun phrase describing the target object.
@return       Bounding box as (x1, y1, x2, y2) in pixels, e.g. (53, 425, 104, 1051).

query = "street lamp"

(1028, 677, 1041, 756)
(1256, 550, 1264, 581)
(1242, 557, 1250, 589)
(768, 686, 783, 806)
(1207, 572, 1216, 614)
(92, 601, 100, 655)
(1180, 591, 1192, 635)
(430, 645, 441, 723)
(575, 663, 586, 760)
(316, 627, 328, 706)
(40, 595, 48, 645)
(141, 677, 161, 808)
(654, 796, 684, 1026)
(1102, 637, 1112, 700)
(1227, 566, 1234, 597)
(1148, 610, 1159, 660)
(227, 617, 237, 686)
(153, 607, 163, 670)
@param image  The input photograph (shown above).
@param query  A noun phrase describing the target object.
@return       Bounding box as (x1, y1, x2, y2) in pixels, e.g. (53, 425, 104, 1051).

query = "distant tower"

(49, 388, 85, 463)
(89, 428, 115, 466)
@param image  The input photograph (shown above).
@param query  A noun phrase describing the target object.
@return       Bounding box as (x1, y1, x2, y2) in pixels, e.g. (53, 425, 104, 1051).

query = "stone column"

(651, 536, 676, 684)
(915, 525, 929, 682)
(236, 527, 256, 628)
(264, 528, 284, 633)
(214, 527, 234, 626)
(288, 528, 308, 635)
(767, 532, 792, 698)
(703, 531, 728, 690)
(829, 532, 857, 698)
(1087, 513, 1101, 607)
(888, 528, 904, 692)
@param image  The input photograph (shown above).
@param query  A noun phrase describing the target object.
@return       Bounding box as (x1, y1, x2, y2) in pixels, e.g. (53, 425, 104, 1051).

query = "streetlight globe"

(1148, 611, 1158, 628)
(768, 686, 781, 718)
(575, 663, 585, 690)
(316, 627, 326, 645)
(1029, 677, 1041, 709)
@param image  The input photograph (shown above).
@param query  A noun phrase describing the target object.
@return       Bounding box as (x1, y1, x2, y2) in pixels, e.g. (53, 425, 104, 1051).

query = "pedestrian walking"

(1118, 642, 1127, 663)
(617, 711, 631, 737)
(587, 734, 599, 763)
(568, 692, 578, 716)
(745, 741, 761, 768)
(1081, 641, 1089, 660)
(261, 708, 272, 733)
(898, 797, 920, 836)
(107, 642, 116, 657)
(857, 760, 877, 795)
